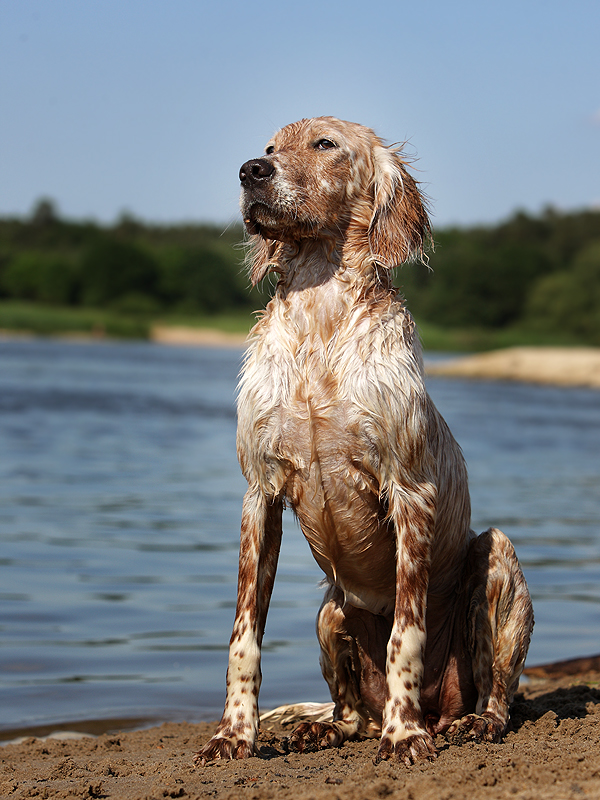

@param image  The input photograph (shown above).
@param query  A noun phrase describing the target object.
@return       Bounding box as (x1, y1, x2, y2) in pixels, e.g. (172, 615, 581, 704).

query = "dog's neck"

(255, 237, 403, 347)
(271, 237, 398, 299)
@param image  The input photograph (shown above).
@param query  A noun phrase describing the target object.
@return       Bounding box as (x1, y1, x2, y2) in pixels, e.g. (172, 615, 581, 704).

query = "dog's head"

(239, 117, 431, 285)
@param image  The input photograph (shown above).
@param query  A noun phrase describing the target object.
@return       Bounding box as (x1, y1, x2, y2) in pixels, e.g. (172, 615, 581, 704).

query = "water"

(1, 338, 599, 736)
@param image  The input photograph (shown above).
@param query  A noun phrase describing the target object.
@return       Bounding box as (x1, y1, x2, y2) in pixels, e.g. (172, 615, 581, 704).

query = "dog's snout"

(239, 158, 275, 185)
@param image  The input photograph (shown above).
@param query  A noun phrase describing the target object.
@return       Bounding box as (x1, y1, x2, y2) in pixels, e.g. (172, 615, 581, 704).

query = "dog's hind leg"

(447, 527, 534, 743)
(289, 584, 382, 752)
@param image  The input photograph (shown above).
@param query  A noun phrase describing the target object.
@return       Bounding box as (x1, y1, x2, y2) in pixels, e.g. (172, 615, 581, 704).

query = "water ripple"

(0, 386, 236, 419)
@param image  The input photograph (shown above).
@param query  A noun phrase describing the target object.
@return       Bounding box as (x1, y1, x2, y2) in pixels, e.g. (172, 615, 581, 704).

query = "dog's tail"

(260, 702, 381, 738)
(260, 702, 335, 728)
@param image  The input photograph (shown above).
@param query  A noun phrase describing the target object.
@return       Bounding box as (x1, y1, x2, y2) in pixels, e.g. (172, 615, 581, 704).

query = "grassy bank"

(0, 299, 585, 351)
(0, 300, 150, 339)
(416, 319, 584, 352)
(0, 301, 254, 341)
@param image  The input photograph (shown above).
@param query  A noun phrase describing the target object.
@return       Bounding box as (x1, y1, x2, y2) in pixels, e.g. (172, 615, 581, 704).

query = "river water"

(1, 338, 599, 736)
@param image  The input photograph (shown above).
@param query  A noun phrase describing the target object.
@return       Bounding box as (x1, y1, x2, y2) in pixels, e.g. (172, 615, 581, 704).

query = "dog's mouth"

(243, 202, 288, 238)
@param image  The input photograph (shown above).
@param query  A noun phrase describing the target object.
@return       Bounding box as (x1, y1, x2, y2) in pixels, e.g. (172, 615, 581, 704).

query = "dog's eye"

(314, 139, 337, 150)
(265, 145, 275, 155)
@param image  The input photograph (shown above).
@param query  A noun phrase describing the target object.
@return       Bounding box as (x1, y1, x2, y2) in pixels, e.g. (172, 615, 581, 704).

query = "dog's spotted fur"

(195, 117, 533, 766)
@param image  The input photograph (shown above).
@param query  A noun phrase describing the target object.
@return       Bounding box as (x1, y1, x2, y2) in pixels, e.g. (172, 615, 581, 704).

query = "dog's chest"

(237, 294, 419, 493)
(239, 329, 399, 607)
(240, 329, 360, 476)
(236, 297, 424, 610)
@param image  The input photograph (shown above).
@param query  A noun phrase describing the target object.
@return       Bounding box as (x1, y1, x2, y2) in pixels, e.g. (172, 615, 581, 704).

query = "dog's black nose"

(239, 158, 275, 185)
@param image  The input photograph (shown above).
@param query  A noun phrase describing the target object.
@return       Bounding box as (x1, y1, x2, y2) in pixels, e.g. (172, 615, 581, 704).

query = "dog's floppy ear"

(369, 145, 431, 268)
(247, 235, 279, 286)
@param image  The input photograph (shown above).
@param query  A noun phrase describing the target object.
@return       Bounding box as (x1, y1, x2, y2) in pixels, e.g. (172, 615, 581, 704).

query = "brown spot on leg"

(460, 528, 533, 740)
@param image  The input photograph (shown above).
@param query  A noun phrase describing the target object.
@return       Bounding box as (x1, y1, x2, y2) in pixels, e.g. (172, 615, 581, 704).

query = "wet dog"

(196, 117, 533, 765)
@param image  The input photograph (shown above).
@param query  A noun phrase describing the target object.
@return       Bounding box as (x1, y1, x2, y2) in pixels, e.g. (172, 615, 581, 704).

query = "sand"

(150, 325, 249, 347)
(426, 346, 600, 389)
(2, 662, 600, 800)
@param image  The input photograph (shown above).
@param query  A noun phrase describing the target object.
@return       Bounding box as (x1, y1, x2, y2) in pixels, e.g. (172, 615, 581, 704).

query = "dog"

(196, 117, 533, 766)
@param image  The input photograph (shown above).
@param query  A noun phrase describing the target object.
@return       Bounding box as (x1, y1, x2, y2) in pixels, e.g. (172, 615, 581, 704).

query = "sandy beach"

(2, 661, 600, 799)
(426, 346, 600, 389)
(150, 325, 249, 348)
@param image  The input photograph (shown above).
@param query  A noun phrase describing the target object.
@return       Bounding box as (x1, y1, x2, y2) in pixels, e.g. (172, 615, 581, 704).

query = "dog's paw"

(288, 721, 345, 753)
(194, 735, 254, 765)
(446, 713, 505, 744)
(375, 731, 437, 766)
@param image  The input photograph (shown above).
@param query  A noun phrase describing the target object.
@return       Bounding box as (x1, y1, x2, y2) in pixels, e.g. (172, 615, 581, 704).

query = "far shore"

(0, 325, 251, 347)
(150, 324, 249, 347)
(152, 331, 600, 389)
(426, 345, 600, 389)
(3, 325, 600, 389)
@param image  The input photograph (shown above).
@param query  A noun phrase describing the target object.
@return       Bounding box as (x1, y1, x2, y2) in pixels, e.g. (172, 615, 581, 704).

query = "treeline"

(0, 199, 262, 318)
(1, 199, 600, 343)
(400, 206, 600, 344)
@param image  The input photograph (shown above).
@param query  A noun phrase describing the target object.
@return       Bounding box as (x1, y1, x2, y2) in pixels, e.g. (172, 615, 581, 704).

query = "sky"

(1, 0, 599, 230)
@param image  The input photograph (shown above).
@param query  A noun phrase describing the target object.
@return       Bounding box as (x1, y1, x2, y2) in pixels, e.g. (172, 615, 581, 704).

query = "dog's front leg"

(376, 483, 438, 765)
(195, 488, 283, 763)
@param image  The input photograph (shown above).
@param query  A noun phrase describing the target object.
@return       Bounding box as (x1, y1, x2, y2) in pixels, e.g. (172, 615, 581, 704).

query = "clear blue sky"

(1, 0, 598, 229)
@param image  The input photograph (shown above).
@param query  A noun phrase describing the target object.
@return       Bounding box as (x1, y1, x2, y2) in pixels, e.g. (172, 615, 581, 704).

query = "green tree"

(402, 229, 552, 328)
(157, 244, 250, 313)
(525, 240, 600, 341)
(79, 238, 160, 307)
(30, 197, 59, 226)
(1, 252, 79, 305)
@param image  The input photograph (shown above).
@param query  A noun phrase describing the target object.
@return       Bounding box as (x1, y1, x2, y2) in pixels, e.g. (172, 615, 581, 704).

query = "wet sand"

(426, 346, 600, 388)
(2, 662, 600, 800)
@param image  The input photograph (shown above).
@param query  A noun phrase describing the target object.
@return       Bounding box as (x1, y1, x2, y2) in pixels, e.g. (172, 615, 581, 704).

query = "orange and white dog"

(196, 117, 533, 765)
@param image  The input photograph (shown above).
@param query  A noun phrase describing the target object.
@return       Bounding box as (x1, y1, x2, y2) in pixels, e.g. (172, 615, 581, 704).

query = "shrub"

(525, 240, 600, 341)
(80, 238, 160, 306)
(1, 252, 80, 305)
(110, 292, 162, 316)
(402, 231, 552, 329)
(157, 245, 249, 313)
